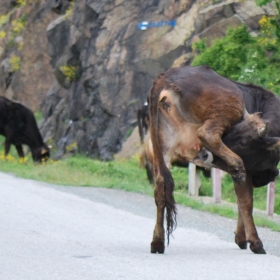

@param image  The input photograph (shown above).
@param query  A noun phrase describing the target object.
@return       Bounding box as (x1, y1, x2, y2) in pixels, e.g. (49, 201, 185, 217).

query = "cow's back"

(162, 66, 245, 124)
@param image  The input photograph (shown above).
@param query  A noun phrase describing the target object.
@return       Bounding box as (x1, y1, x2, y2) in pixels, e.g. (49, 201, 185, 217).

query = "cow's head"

(223, 113, 269, 151)
(32, 144, 50, 163)
(197, 113, 280, 171)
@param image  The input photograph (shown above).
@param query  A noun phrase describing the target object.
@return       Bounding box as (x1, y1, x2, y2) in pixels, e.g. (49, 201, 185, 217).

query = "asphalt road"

(1, 171, 280, 280)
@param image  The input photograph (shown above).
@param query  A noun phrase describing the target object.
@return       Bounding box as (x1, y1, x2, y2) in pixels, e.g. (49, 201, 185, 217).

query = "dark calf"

(196, 81, 280, 254)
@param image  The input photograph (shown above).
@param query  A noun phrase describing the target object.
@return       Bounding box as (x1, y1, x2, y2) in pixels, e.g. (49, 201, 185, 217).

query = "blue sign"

(137, 20, 176, 30)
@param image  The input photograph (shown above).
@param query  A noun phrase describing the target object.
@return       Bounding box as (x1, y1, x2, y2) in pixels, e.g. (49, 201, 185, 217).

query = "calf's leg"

(234, 173, 266, 254)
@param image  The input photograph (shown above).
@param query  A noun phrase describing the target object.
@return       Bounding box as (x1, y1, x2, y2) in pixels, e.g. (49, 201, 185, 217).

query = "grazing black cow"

(0, 96, 50, 163)
(196, 80, 280, 254)
(148, 65, 276, 255)
(137, 103, 211, 185)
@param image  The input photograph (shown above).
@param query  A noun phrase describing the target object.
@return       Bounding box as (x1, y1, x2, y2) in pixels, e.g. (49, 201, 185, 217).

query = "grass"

(0, 155, 151, 194)
(34, 111, 43, 122)
(0, 139, 280, 232)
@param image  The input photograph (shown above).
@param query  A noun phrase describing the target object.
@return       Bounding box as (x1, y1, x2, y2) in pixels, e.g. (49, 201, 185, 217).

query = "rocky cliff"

(0, 0, 275, 160)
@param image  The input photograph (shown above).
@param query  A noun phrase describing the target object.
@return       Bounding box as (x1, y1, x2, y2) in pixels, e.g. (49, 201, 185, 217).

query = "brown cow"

(148, 65, 268, 254)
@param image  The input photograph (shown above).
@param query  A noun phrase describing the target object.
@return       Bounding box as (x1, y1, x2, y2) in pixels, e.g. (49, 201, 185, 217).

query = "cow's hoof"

(249, 241, 266, 254)
(151, 241, 165, 254)
(235, 233, 247, 249)
(236, 241, 247, 250)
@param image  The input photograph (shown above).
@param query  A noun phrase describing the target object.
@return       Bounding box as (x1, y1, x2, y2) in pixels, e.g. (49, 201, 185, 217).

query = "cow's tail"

(148, 74, 177, 244)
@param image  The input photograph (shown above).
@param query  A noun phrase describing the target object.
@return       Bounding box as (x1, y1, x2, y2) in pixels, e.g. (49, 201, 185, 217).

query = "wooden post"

(266, 182, 275, 216)
(212, 168, 221, 203)
(188, 163, 201, 196)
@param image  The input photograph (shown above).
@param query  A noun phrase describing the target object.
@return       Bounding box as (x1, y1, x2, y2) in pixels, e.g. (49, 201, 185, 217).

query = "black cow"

(0, 96, 50, 163)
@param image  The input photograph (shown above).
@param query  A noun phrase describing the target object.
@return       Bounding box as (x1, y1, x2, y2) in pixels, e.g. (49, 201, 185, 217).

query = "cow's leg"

(234, 173, 266, 254)
(145, 154, 154, 184)
(15, 144, 24, 159)
(234, 205, 247, 249)
(197, 121, 246, 184)
(4, 140, 11, 159)
(151, 176, 166, 253)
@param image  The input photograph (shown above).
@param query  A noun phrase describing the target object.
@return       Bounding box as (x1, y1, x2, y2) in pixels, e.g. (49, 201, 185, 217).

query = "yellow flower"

(12, 19, 25, 36)
(17, 0, 27, 6)
(59, 65, 77, 80)
(0, 30, 6, 39)
(65, 142, 78, 151)
(9, 55, 21, 72)
(17, 41, 24, 50)
(65, 1, 74, 19)
(0, 15, 8, 28)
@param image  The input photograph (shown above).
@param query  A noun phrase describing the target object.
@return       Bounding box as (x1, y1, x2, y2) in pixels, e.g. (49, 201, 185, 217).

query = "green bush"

(192, 24, 280, 94)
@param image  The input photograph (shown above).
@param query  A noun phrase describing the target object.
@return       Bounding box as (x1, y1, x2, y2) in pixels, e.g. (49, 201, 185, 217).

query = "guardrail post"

(212, 168, 221, 203)
(188, 163, 201, 196)
(189, 163, 275, 213)
(266, 182, 275, 216)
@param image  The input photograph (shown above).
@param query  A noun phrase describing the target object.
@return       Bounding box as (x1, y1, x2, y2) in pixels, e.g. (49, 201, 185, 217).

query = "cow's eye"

(239, 141, 247, 147)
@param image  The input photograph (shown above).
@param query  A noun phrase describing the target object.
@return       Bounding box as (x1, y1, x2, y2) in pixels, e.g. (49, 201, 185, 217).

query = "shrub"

(11, 15, 27, 37)
(192, 25, 254, 80)
(59, 65, 78, 80)
(9, 55, 21, 72)
(17, 41, 24, 50)
(65, 1, 74, 20)
(16, 0, 27, 7)
(191, 23, 280, 94)
(0, 14, 8, 28)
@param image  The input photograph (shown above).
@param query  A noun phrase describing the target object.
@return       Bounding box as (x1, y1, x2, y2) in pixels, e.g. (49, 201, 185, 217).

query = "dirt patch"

(114, 127, 142, 161)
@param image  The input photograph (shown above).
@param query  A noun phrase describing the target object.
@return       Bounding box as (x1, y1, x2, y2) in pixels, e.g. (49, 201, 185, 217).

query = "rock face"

(0, 0, 58, 110)
(0, 0, 275, 160)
